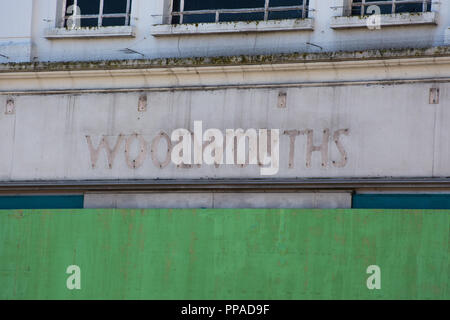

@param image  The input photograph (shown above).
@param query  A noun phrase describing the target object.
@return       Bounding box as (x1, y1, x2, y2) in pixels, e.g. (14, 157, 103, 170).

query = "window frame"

(169, 0, 309, 25)
(346, 0, 431, 16)
(59, 0, 132, 28)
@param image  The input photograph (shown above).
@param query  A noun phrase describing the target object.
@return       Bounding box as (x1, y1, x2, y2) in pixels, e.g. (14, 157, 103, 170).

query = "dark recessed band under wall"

(0, 78, 449, 96)
(1, 178, 450, 194)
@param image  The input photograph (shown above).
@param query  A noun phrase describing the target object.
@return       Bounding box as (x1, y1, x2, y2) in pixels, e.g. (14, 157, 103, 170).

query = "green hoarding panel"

(0, 209, 448, 300)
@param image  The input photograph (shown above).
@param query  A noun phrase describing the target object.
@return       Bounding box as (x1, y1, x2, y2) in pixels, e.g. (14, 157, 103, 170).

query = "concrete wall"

(0, 81, 448, 181)
(0, 0, 34, 62)
(84, 192, 352, 209)
(0, 0, 449, 63)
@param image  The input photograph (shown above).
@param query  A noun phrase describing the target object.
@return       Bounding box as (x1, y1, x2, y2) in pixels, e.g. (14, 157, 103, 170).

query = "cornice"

(0, 46, 449, 74)
(1, 46, 449, 93)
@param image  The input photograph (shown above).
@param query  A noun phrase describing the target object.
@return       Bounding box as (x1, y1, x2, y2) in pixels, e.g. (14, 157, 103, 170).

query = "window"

(349, 0, 431, 16)
(170, 0, 309, 24)
(61, 0, 132, 28)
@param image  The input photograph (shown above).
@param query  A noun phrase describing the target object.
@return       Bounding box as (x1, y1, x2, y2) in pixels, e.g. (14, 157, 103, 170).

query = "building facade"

(0, 0, 449, 209)
(0, 0, 449, 300)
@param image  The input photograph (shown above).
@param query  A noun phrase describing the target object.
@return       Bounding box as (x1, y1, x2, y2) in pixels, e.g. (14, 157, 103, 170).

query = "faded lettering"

(125, 133, 147, 169)
(85, 125, 349, 175)
(151, 131, 172, 169)
(86, 134, 124, 169)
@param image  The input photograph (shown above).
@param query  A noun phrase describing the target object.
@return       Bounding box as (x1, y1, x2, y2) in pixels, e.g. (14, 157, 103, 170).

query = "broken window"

(171, 0, 309, 24)
(349, 0, 432, 16)
(62, 0, 132, 28)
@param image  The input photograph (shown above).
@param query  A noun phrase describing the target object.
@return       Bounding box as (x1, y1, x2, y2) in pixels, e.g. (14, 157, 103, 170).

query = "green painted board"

(0, 209, 448, 300)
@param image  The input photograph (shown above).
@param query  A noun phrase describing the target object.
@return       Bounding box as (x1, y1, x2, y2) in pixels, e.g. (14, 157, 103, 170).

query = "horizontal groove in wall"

(1, 178, 450, 194)
(0, 77, 449, 96)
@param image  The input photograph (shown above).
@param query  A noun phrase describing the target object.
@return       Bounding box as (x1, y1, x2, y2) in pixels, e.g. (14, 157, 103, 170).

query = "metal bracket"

(277, 92, 287, 108)
(5, 97, 15, 115)
(138, 94, 147, 112)
(429, 88, 439, 104)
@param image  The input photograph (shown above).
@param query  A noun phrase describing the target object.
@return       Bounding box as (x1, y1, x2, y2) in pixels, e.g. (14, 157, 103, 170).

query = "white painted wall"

(0, 82, 448, 181)
(0, 0, 34, 62)
(0, 0, 449, 63)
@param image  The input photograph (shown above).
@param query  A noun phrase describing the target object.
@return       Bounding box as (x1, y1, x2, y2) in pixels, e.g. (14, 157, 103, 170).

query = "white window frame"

(58, 0, 132, 28)
(169, 0, 309, 24)
(46, 0, 135, 39)
(331, 0, 437, 29)
(346, 0, 431, 16)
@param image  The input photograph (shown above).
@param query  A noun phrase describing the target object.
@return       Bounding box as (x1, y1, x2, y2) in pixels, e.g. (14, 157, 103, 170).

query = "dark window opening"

(351, 0, 432, 16)
(171, 0, 309, 24)
(0, 195, 84, 210)
(63, 0, 132, 28)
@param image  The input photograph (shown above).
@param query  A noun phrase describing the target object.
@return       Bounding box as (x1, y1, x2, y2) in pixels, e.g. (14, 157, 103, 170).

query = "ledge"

(151, 18, 314, 36)
(0, 52, 449, 95)
(0, 46, 449, 73)
(331, 11, 437, 29)
(44, 26, 136, 39)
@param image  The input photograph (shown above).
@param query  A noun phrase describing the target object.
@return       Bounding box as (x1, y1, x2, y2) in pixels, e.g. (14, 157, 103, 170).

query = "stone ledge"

(44, 26, 136, 39)
(0, 46, 449, 73)
(151, 19, 314, 36)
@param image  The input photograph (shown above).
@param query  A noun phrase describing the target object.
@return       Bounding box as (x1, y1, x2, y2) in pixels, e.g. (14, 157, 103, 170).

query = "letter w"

(86, 134, 124, 169)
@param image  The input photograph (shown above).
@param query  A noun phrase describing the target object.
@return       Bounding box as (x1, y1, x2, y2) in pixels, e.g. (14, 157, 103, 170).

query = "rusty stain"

(97, 214, 111, 230)
(189, 232, 198, 256)
(138, 94, 147, 112)
(429, 88, 439, 104)
(163, 259, 173, 282)
(9, 211, 24, 220)
(277, 91, 287, 108)
(5, 97, 15, 115)
(362, 237, 374, 250)
(333, 234, 346, 245)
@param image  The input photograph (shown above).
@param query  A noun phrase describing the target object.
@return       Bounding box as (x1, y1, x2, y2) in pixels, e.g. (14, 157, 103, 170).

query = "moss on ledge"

(0, 46, 449, 73)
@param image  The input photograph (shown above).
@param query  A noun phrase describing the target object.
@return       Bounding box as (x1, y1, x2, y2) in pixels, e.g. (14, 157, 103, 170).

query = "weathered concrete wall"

(0, 0, 34, 62)
(1, 0, 449, 63)
(0, 81, 448, 181)
(84, 192, 352, 209)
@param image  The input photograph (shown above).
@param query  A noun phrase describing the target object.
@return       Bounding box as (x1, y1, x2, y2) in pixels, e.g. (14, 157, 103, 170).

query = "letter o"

(124, 134, 147, 169)
(151, 131, 172, 169)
